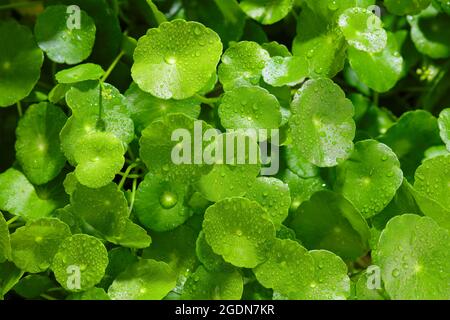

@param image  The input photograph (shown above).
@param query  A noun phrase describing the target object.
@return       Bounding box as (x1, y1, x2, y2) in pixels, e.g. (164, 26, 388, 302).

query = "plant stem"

(373, 91, 379, 107)
(0, 1, 41, 10)
(98, 81, 105, 124)
(194, 93, 220, 106)
(128, 178, 138, 214)
(6, 216, 19, 226)
(17, 101, 23, 117)
(40, 293, 57, 300)
(101, 51, 125, 83)
(118, 162, 139, 190)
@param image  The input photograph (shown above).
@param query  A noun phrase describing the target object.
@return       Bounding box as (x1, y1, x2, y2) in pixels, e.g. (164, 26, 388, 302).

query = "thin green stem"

(118, 162, 139, 190)
(17, 101, 23, 117)
(128, 178, 138, 214)
(40, 293, 57, 300)
(51, 62, 57, 85)
(194, 93, 220, 106)
(6, 216, 19, 226)
(101, 51, 125, 83)
(0, 1, 41, 10)
(98, 81, 105, 124)
(373, 91, 379, 107)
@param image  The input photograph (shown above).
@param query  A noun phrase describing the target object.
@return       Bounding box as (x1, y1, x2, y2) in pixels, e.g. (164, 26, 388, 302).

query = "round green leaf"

(0, 20, 43, 107)
(0, 168, 57, 221)
(385, 0, 431, 15)
(196, 231, 232, 272)
(139, 114, 213, 183)
(244, 177, 291, 228)
(134, 173, 191, 232)
(292, 7, 347, 79)
(353, 270, 386, 300)
(438, 108, 450, 151)
(253, 239, 314, 297)
(338, 7, 387, 53)
(55, 63, 105, 84)
(52, 234, 108, 292)
(288, 191, 370, 261)
(10, 218, 71, 273)
(289, 78, 355, 167)
(142, 225, 198, 288)
(132, 19, 222, 100)
(239, 0, 294, 25)
(408, 6, 450, 59)
(262, 56, 308, 87)
(108, 259, 176, 300)
(71, 183, 128, 239)
(181, 266, 243, 300)
(218, 41, 270, 91)
(379, 110, 442, 180)
(262, 41, 291, 57)
(293, 250, 351, 300)
(73, 132, 125, 189)
(335, 140, 403, 218)
(414, 155, 450, 210)
(15, 102, 67, 185)
(195, 132, 261, 202)
(373, 214, 450, 299)
(35, 5, 96, 64)
(13, 274, 55, 299)
(218, 86, 281, 132)
(0, 213, 11, 263)
(203, 198, 276, 268)
(125, 82, 201, 133)
(348, 32, 403, 93)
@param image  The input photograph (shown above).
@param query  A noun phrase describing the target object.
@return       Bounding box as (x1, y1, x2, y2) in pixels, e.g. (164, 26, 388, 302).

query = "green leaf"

(335, 140, 403, 218)
(61, 82, 134, 165)
(353, 271, 386, 300)
(99, 247, 138, 289)
(108, 259, 176, 300)
(262, 41, 292, 57)
(134, 173, 191, 232)
(218, 86, 281, 132)
(262, 56, 308, 87)
(55, 63, 105, 84)
(292, 6, 347, 78)
(196, 231, 233, 272)
(35, 5, 96, 64)
(13, 274, 55, 299)
(384, 0, 431, 15)
(139, 114, 213, 183)
(348, 32, 403, 93)
(239, 0, 294, 25)
(0, 213, 11, 263)
(73, 132, 125, 189)
(289, 78, 356, 167)
(67, 287, 110, 300)
(203, 197, 276, 268)
(195, 132, 261, 202)
(142, 225, 198, 288)
(218, 41, 270, 90)
(244, 177, 291, 229)
(0, 20, 43, 107)
(110, 220, 152, 250)
(408, 5, 450, 59)
(145, 0, 167, 25)
(15, 102, 67, 185)
(373, 214, 450, 299)
(379, 110, 442, 180)
(288, 191, 370, 261)
(52, 234, 108, 292)
(10, 218, 71, 273)
(438, 108, 450, 151)
(0, 168, 57, 221)
(181, 266, 243, 299)
(0, 262, 23, 299)
(125, 82, 201, 134)
(132, 19, 223, 100)
(71, 183, 129, 239)
(253, 239, 314, 298)
(414, 155, 450, 211)
(338, 7, 387, 53)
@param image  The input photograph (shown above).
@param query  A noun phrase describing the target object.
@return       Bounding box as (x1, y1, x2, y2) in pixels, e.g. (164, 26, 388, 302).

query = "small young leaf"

(55, 63, 105, 84)
(239, 0, 294, 25)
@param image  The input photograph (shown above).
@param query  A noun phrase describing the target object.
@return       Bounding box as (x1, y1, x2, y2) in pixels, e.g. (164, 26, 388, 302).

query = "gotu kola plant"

(0, 0, 449, 301)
